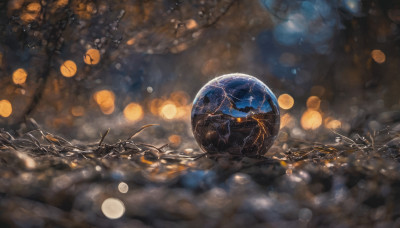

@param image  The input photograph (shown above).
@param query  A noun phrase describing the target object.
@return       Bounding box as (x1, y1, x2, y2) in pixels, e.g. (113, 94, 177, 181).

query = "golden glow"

(60, 60, 77, 77)
(20, 2, 42, 23)
(371, 49, 386, 64)
(126, 38, 136, 45)
(0, 100, 12, 117)
(175, 106, 190, 119)
(168, 135, 181, 147)
(325, 119, 342, 129)
(237, 117, 242, 122)
(280, 113, 293, 129)
(12, 68, 27, 84)
(149, 91, 191, 120)
(150, 98, 163, 115)
(84, 49, 101, 65)
(101, 198, 125, 219)
(73, 2, 95, 19)
(94, 90, 115, 115)
(20, 2, 41, 23)
(71, 106, 85, 117)
(201, 58, 220, 76)
(170, 91, 189, 106)
(160, 103, 177, 120)
(185, 19, 198, 30)
(301, 110, 322, 130)
(56, 0, 68, 7)
(306, 96, 321, 110)
(278, 93, 294, 110)
(21, 13, 37, 22)
(123, 102, 143, 122)
(26, 2, 41, 12)
(140, 156, 154, 165)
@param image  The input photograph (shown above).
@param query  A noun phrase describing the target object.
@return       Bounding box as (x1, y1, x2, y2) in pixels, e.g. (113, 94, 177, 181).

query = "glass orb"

(191, 73, 280, 157)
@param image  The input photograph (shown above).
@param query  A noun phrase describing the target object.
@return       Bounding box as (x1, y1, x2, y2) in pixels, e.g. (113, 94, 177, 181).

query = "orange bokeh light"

(306, 96, 321, 110)
(84, 49, 101, 65)
(60, 60, 77, 77)
(170, 91, 189, 106)
(325, 119, 342, 129)
(26, 2, 41, 12)
(0, 100, 12, 118)
(21, 2, 41, 23)
(168, 135, 181, 147)
(123, 102, 143, 122)
(12, 68, 27, 85)
(301, 110, 322, 130)
(71, 106, 85, 117)
(280, 113, 293, 129)
(160, 103, 177, 120)
(278, 93, 294, 110)
(150, 99, 164, 116)
(94, 90, 115, 115)
(371, 49, 386, 64)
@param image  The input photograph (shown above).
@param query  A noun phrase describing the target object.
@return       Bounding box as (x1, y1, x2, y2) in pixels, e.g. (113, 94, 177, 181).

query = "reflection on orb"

(12, 68, 28, 85)
(191, 73, 280, 157)
(101, 198, 125, 219)
(60, 60, 77, 77)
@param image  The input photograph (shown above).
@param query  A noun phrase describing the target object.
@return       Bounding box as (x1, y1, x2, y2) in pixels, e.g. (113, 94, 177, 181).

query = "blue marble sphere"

(191, 73, 280, 157)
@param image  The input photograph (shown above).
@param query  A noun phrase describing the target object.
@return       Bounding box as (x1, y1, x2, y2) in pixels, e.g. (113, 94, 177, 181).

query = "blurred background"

(1, 0, 400, 146)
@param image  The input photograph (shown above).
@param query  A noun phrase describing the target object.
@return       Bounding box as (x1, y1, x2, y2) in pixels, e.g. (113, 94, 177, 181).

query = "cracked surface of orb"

(191, 73, 280, 157)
